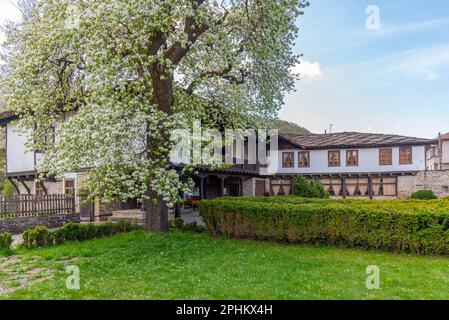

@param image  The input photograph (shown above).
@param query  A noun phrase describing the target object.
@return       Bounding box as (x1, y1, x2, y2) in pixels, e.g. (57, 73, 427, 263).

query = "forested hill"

(273, 119, 310, 135)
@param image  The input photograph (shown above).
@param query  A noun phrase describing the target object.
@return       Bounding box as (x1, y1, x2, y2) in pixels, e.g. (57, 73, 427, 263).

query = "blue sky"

(285, 0, 449, 138)
(0, 1, 448, 138)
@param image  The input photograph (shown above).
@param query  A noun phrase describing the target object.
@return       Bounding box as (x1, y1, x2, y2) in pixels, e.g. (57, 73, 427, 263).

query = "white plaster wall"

(6, 122, 35, 174)
(442, 140, 449, 164)
(266, 146, 426, 175)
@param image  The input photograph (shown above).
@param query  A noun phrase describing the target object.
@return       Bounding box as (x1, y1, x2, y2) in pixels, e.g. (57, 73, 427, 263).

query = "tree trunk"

(145, 62, 175, 233)
(145, 189, 169, 233)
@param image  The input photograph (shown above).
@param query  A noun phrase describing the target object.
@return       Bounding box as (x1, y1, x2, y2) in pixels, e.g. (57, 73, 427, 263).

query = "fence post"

(0, 194, 76, 219)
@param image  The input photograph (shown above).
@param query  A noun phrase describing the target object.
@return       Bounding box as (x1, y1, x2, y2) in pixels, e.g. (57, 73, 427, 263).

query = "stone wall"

(0, 213, 80, 234)
(45, 180, 64, 194)
(398, 171, 449, 198)
(242, 177, 255, 196)
(241, 178, 272, 196)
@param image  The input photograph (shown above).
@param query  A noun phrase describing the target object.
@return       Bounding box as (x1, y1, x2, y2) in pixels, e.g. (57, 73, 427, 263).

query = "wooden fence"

(0, 194, 76, 220)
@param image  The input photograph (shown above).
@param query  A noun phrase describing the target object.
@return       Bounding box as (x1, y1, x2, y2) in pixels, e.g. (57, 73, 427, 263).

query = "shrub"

(181, 221, 197, 232)
(0, 232, 12, 249)
(292, 176, 329, 198)
(22, 226, 50, 248)
(173, 218, 184, 229)
(199, 197, 449, 255)
(22, 220, 139, 249)
(411, 190, 437, 200)
(170, 218, 205, 233)
(193, 225, 207, 233)
(1, 181, 16, 197)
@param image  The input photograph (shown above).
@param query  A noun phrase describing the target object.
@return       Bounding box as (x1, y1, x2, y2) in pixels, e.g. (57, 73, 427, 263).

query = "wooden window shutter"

(328, 150, 341, 167)
(399, 147, 413, 165)
(346, 150, 359, 167)
(379, 148, 392, 166)
(282, 152, 294, 168)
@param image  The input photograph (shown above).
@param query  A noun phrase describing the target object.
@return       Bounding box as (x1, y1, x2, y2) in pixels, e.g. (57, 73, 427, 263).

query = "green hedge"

(411, 190, 437, 200)
(199, 197, 449, 255)
(22, 220, 139, 248)
(0, 232, 12, 249)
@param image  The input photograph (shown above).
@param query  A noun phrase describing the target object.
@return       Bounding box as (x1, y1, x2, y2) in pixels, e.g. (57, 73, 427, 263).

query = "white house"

(0, 110, 445, 206)
(427, 132, 449, 171)
(263, 132, 437, 198)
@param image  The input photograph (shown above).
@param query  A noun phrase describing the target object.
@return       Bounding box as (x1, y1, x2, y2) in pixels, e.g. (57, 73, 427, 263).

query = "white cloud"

(291, 59, 323, 81)
(427, 73, 440, 81)
(370, 17, 449, 36)
(354, 44, 449, 82)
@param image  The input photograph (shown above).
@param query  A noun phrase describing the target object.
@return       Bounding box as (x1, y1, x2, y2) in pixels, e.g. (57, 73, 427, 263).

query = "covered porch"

(299, 172, 417, 198)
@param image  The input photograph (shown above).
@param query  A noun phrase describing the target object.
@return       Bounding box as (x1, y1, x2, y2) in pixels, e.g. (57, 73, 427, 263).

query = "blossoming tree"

(1, 0, 307, 232)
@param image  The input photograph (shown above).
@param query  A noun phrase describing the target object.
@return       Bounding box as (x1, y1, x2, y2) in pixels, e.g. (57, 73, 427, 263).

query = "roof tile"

(281, 132, 436, 149)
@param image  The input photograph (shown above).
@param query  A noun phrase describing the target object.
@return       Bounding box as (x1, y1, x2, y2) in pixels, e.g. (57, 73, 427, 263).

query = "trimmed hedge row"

(218, 196, 449, 214)
(199, 197, 449, 255)
(220, 196, 446, 206)
(22, 220, 139, 248)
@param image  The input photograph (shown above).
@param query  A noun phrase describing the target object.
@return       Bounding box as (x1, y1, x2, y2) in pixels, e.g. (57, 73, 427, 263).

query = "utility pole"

(329, 124, 334, 134)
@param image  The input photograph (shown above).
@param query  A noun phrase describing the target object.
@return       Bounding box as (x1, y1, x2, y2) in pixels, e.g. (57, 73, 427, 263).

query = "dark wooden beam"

(18, 179, 30, 195)
(7, 178, 20, 195)
(39, 181, 48, 195)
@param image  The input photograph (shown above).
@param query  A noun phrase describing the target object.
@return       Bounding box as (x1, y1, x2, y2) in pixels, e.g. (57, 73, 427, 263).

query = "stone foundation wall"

(241, 178, 272, 196)
(242, 178, 255, 196)
(0, 213, 80, 234)
(45, 180, 64, 194)
(398, 171, 449, 198)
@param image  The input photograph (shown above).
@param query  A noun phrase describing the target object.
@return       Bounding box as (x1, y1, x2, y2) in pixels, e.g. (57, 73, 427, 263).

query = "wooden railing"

(228, 163, 258, 172)
(0, 195, 75, 220)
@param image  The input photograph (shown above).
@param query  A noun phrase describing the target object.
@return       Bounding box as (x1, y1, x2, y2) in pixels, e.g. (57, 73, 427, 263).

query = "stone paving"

(170, 208, 204, 226)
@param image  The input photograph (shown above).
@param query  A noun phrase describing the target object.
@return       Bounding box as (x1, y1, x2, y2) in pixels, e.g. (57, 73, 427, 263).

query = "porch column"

(342, 177, 347, 199)
(174, 201, 181, 218)
(200, 176, 205, 200)
(239, 177, 243, 196)
(395, 176, 399, 197)
(220, 177, 225, 197)
(368, 175, 373, 200)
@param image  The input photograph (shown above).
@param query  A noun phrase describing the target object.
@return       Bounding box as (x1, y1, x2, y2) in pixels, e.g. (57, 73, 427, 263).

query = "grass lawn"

(1, 230, 449, 300)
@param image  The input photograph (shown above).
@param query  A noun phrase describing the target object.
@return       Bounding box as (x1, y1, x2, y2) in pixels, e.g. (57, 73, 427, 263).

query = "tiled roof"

(280, 132, 437, 150)
(0, 110, 17, 125)
(440, 132, 449, 140)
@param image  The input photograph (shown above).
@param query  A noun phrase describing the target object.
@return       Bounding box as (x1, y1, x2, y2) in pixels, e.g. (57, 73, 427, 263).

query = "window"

(298, 151, 310, 167)
(379, 148, 392, 166)
(399, 147, 413, 165)
(35, 125, 55, 153)
(328, 150, 341, 167)
(282, 152, 294, 168)
(346, 150, 359, 167)
(44, 126, 55, 147)
(192, 186, 200, 198)
(64, 179, 75, 195)
(35, 182, 45, 196)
